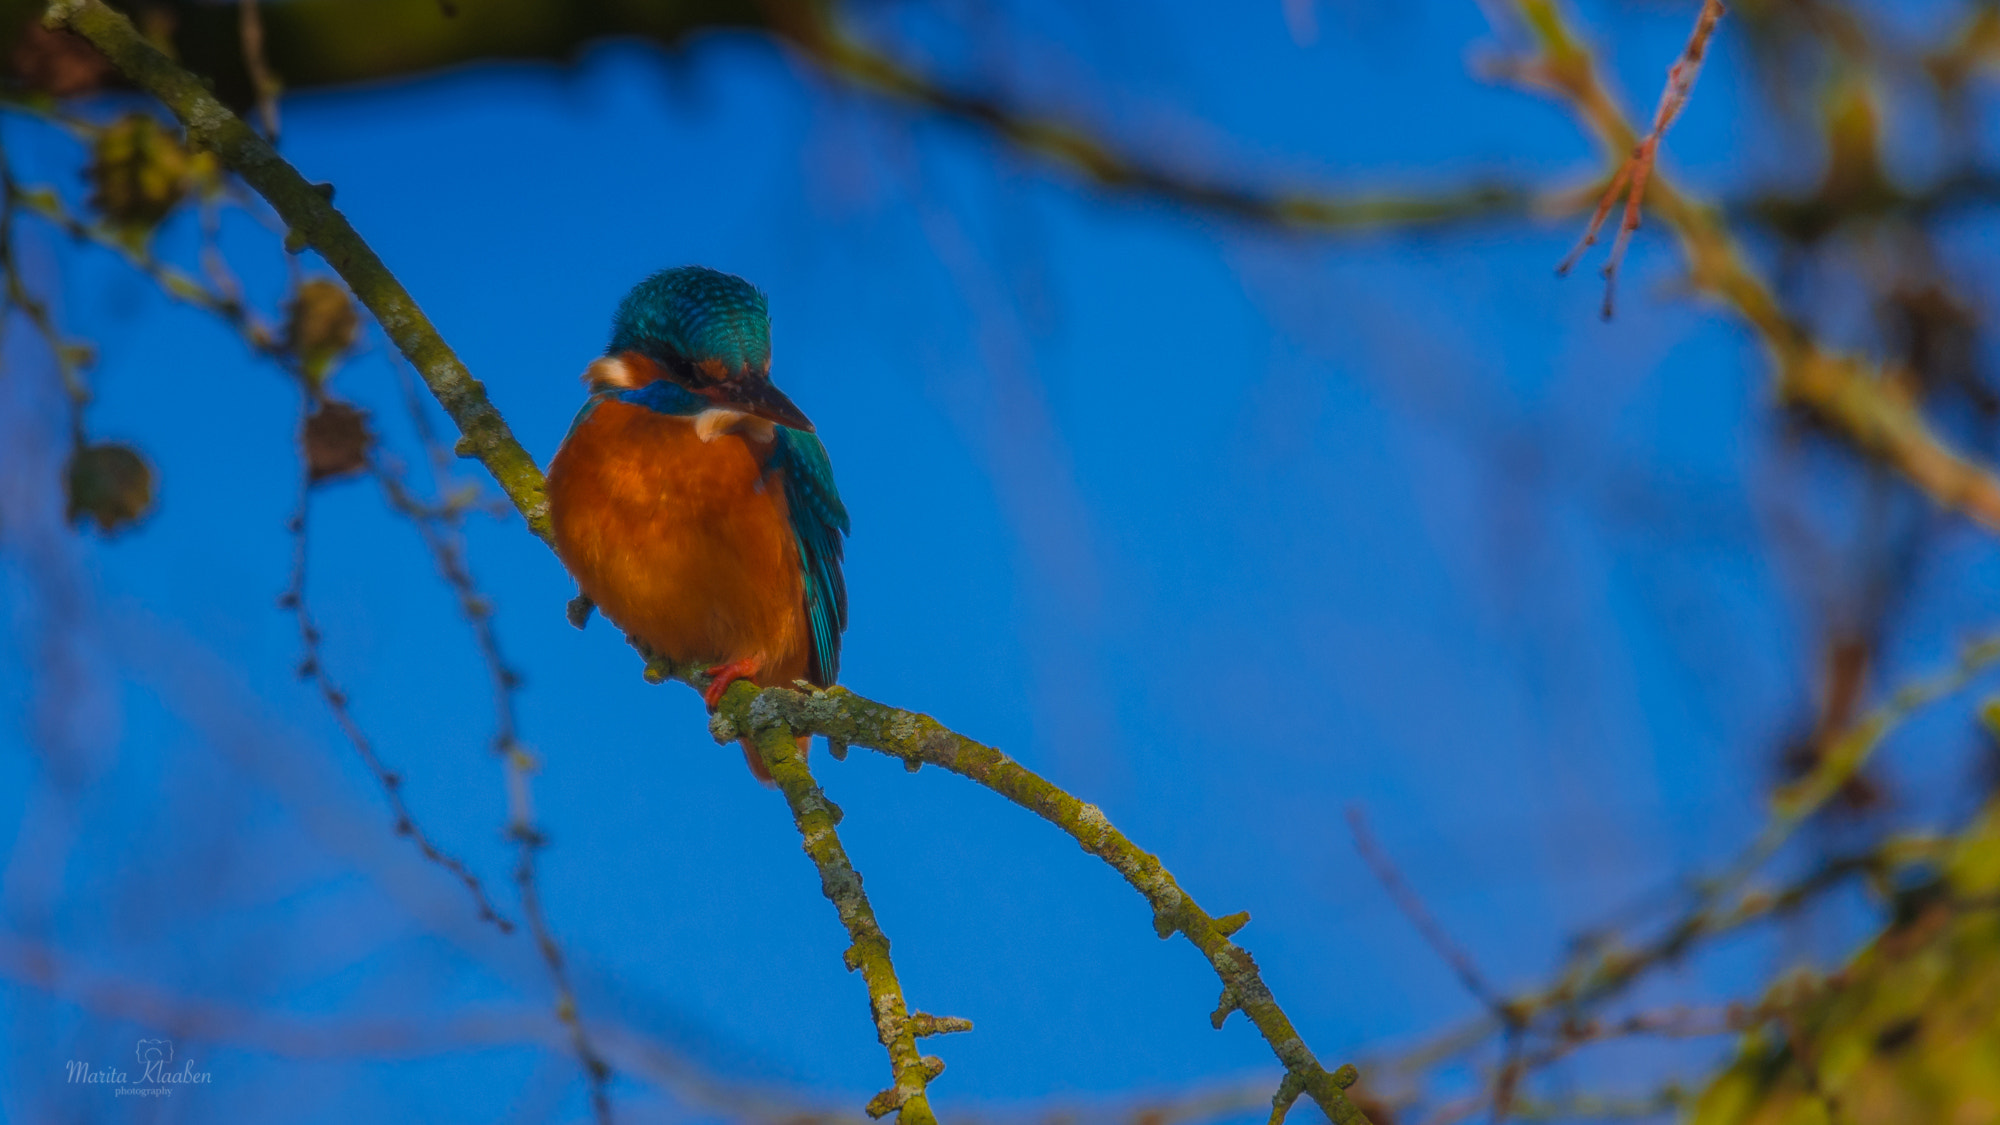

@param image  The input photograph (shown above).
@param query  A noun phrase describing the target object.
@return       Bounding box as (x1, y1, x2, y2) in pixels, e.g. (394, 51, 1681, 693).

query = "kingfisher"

(545, 266, 849, 781)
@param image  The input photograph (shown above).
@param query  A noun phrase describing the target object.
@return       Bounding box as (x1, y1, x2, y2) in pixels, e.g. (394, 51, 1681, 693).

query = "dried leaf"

(65, 442, 155, 533)
(303, 400, 372, 482)
(8, 22, 112, 96)
(287, 277, 360, 388)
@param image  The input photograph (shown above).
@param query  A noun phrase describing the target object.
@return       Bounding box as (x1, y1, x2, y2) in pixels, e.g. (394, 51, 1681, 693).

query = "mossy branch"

(50, 4, 1375, 1121)
(742, 721, 949, 1123)
(710, 682, 1376, 1125)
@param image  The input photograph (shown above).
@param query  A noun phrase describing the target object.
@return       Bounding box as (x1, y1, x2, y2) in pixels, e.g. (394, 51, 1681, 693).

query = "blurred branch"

(373, 462, 616, 1123)
(8, 166, 282, 353)
(1362, 624, 2000, 1117)
(236, 0, 279, 140)
(1502, 0, 2000, 535)
(1573, 630, 2000, 1010)
(1925, 1, 2000, 93)
(774, 6, 1538, 233)
(61, 1, 2000, 250)
(101, 0, 1538, 235)
(0, 143, 91, 419)
(278, 448, 517, 936)
(1346, 806, 1505, 1016)
(130, 0, 765, 106)
(40, 6, 1391, 1123)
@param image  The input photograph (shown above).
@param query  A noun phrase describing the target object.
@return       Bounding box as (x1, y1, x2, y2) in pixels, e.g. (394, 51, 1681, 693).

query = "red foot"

(702, 657, 760, 710)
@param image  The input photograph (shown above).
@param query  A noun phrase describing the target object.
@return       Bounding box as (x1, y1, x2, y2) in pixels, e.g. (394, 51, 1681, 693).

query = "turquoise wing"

(773, 426, 850, 686)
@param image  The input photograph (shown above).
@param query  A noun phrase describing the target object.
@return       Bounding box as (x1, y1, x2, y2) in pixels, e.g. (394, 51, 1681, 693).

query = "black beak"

(711, 376, 815, 432)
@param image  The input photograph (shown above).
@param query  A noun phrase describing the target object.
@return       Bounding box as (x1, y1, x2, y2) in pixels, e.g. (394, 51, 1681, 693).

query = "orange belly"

(546, 399, 810, 687)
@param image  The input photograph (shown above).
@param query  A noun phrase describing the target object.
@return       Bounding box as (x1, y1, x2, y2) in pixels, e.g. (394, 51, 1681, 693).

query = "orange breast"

(546, 400, 811, 687)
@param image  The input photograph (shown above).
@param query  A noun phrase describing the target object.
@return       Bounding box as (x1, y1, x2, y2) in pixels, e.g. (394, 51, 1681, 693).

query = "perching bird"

(546, 266, 849, 780)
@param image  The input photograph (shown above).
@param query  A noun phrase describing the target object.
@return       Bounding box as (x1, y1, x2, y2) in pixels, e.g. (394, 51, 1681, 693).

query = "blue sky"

(3, 1, 1997, 1121)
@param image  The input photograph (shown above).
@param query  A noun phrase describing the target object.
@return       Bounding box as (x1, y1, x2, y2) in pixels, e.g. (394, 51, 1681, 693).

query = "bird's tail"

(738, 734, 811, 785)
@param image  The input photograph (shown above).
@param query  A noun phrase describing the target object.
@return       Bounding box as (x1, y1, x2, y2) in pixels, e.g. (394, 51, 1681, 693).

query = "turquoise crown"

(607, 266, 771, 378)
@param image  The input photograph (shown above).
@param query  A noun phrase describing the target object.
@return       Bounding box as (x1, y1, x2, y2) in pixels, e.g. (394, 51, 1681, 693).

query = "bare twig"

(1346, 806, 1504, 1015)
(780, 6, 1535, 236)
(237, 0, 281, 141)
(1555, 0, 1727, 319)
(8, 167, 281, 355)
(374, 460, 614, 1123)
(279, 447, 515, 936)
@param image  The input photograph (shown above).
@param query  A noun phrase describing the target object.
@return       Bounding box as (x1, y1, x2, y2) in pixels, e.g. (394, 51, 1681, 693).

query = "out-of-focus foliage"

(286, 276, 359, 391)
(5, 0, 772, 104)
(84, 110, 214, 244)
(1694, 800, 2000, 1125)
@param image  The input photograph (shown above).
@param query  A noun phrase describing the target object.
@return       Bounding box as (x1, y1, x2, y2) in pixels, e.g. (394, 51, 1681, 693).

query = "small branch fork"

(737, 720, 966, 1123)
(46, 3, 1375, 1121)
(1555, 0, 1726, 318)
(711, 685, 1374, 1125)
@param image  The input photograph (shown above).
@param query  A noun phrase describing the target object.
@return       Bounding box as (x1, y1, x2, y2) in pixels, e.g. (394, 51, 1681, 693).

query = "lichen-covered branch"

(710, 684, 1375, 1125)
(738, 720, 956, 1123)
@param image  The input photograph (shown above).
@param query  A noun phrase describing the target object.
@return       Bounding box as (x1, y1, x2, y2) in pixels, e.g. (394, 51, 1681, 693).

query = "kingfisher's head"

(585, 265, 813, 432)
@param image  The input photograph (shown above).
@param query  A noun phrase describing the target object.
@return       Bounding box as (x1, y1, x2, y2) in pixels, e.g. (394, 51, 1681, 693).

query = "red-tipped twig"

(1557, 0, 1727, 319)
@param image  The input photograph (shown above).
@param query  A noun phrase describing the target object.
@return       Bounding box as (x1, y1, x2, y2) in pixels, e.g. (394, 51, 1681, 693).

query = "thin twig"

(373, 457, 614, 1122)
(1555, 0, 1726, 319)
(237, 0, 281, 141)
(0, 141, 90, 423)
(1346, 806, 1505, 1017)
(279, 439, 515, 935)
(8, 168, 281, 355)
(1498, 0, 2000, 533)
